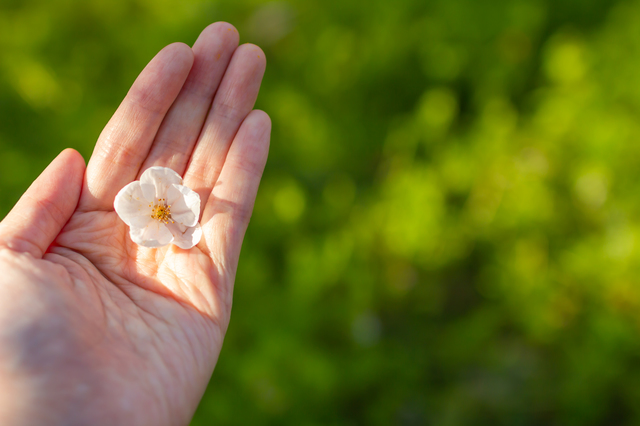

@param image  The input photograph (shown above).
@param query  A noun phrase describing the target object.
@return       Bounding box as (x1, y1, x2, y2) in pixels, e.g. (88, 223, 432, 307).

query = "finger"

(183, 43, 266, 208)
(79, 43, 194, 212)
(200, 110, 271, 268)
(0, 149, 85, 258)
(139, 22, 239, 176)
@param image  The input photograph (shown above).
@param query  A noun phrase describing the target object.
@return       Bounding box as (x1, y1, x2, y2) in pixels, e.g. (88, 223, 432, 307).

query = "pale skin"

(0, 22, 269, 426)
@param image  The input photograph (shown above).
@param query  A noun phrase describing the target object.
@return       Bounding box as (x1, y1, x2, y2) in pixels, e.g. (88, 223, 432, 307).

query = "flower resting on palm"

(114, 166, 202, 248)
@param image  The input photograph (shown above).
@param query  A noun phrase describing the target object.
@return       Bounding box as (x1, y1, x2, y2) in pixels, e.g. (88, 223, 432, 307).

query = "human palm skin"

(0, 23, 269, 426)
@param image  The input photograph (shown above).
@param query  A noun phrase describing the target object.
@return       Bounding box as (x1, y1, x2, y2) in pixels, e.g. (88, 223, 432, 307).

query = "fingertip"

(238, 43, 267, 67)
(202, 21, 239, 35)
(197, 22, 240, 47)
(246, 109, 272, 136)
(59, 148, 86, 170)
(229, 110, 271, 172)
(192, 22, 240, 67)
(58, 149, 87, 196)
(50, 149, 85, 203)
(49, 149, 86, 192)
(233, 43, 267, 74)
(162, 42, 195, 67)
(0, 148, 87, 258)
(219, 21, 239, 33)
(125, 41, 194, 113)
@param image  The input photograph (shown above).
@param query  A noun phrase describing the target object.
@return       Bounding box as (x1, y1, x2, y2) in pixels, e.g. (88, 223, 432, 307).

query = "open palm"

(0, 23, 269, 426)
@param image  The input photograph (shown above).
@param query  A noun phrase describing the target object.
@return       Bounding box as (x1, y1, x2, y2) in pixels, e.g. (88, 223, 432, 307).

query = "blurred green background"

(2, 0, 640, 424)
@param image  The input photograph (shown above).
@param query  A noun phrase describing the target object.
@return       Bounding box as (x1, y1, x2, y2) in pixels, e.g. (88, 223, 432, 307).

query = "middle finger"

(139, 22, 240, 177)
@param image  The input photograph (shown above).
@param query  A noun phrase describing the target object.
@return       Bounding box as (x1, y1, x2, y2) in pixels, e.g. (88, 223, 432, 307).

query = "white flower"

(114, 167, 202, 249)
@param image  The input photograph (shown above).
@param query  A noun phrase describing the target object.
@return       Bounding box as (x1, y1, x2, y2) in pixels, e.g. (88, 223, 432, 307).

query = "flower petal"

(114, 181, 155, 228)
(140, 166, 183, 199)
(130, 221, 174, 248)
(166, 222, 202, 249)
(166, 184, 201, 227)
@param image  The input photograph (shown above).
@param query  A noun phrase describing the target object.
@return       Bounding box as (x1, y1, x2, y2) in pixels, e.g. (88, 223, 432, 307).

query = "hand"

(0, 22, 269, 426)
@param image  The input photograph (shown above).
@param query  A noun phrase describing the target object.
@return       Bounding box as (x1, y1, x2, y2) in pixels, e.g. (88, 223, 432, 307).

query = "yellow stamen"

(150, 199, 174, 224)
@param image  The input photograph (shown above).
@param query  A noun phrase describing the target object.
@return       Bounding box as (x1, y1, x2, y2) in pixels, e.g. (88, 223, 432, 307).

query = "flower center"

(150, 198, 173, 224)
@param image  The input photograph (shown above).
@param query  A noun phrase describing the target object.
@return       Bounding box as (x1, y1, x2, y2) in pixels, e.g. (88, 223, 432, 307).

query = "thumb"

(0, 149, 85, 258)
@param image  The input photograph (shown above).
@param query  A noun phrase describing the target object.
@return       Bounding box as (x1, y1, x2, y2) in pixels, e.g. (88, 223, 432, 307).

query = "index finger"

(78, 43, 194, 212)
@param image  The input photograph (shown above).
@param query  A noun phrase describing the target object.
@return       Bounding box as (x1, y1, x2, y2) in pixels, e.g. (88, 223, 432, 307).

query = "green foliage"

(2, 0, 640, 424)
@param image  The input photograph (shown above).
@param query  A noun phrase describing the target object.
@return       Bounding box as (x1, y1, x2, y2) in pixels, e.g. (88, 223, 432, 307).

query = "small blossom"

(114, 167, 202, 249)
